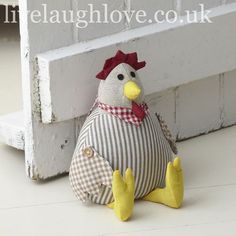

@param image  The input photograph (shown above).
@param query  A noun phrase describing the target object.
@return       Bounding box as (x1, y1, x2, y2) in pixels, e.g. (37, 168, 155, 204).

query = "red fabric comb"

(96, 50, 146, 80)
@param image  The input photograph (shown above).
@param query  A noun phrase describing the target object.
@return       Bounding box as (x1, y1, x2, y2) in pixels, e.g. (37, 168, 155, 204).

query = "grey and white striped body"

(70, 107, 173, 205)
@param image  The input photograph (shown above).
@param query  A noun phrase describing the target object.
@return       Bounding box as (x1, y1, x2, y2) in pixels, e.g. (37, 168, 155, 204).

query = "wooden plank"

(19, 0, 77, 179)
(0, 112, 24, 150)
(181, 0, 222, 14)
(146, 89, 177, 137)
(73, 0, 126, 41)
(129, 0, 174, 29)
(176, 75, 222, 140)
(146, 70, 236, 141)
(223, 69, 236, 127)
(38, 3, 236, 123)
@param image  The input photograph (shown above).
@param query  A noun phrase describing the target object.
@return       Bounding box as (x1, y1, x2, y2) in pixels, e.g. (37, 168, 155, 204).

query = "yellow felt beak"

(124, 81, 141, 101)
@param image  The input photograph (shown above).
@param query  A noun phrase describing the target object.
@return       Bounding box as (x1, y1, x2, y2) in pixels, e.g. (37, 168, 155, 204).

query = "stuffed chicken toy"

(69, 50, 184, 221)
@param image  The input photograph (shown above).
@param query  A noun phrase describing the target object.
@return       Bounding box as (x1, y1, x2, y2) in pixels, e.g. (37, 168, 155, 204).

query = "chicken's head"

(96, 50, 146, 108)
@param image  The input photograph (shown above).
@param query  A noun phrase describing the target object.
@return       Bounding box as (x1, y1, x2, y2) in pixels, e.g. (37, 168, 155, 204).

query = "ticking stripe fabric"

(69, 107, 173, 205)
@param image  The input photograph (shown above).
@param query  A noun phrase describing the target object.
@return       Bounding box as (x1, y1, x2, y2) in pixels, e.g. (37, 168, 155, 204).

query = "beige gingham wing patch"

(69, 146, 113, 202)
(156, 114, 178, 155)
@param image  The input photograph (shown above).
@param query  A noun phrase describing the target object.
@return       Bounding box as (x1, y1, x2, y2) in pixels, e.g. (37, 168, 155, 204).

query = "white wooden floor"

(0, 124, 236, 236)
(1, 25, 236, 236)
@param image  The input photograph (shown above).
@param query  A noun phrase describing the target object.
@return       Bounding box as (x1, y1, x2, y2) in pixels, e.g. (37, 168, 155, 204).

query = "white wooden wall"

(0, 0, 236, 179)
(148, 70, 236, 140)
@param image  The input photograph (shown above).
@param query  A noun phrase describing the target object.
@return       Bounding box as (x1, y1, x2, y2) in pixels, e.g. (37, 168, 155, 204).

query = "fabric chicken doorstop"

(69, 50, 184, 221)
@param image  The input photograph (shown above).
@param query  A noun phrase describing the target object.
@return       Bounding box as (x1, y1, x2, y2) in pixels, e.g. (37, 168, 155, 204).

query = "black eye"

(117, 74, 124, 80)
(130, 71, 136, 78)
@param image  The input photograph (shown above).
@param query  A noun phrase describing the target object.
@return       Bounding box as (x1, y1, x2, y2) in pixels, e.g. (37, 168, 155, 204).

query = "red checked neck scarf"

(97, 101, 149, 126)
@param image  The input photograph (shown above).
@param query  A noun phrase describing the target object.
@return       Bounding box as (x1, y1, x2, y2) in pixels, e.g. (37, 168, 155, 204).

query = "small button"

(82, 147, 94, 158)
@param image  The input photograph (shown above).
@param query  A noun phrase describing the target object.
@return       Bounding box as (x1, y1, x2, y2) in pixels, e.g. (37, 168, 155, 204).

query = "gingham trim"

(69, 146, 113, 202)
(98, 102, 149, 126)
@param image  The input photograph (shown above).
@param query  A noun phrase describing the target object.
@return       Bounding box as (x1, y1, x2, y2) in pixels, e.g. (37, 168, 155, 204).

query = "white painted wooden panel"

(146, 89, 177, 137)
(38, 4, 236, 123)
(145, 69, 236, 141)
(129, 0, 174, 28)
(0, 112, 24, 150)
(176, 75, 222, 139)
(74, 0, 126, 41)
(181, 0, 222, 14)
(225, 0, 236, 3)
(19, 0, 78, 179)
(223, 69, 236, 127)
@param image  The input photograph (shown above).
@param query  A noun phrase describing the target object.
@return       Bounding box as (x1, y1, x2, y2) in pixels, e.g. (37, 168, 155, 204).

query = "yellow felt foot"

(143, 157, 184, 208)
(107, 202, 114, 209)
(111, 168, 135, 221)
